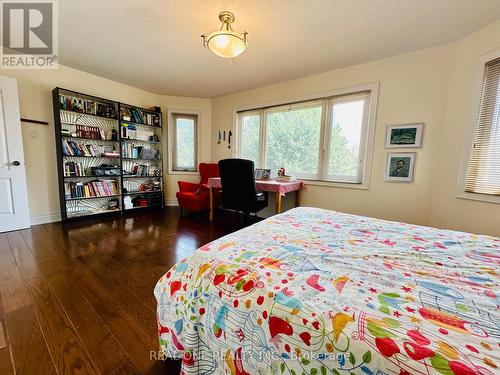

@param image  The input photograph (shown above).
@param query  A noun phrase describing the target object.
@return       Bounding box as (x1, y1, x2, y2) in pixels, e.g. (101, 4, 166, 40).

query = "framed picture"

(385, 123, 424, 148)
(255, 168, 271, 180)
(385, 152, 416, 182)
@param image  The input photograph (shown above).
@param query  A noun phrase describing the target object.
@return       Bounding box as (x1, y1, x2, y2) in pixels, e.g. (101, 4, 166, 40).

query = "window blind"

(466, 57, 500, 196)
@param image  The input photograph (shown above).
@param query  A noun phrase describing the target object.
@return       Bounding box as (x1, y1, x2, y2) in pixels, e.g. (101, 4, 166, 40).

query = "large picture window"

(237, 88, 376, 185)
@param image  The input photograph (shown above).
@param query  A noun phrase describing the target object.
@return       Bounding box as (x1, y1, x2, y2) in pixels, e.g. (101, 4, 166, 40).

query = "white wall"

(0, 65, 211, 223)
(428, 21, 500, 236)
(160, 95, 212, 206)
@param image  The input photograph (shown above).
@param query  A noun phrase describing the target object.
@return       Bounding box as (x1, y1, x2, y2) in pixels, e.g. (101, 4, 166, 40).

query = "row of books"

(64, 161, 86, 177)
(124, 164, 160, 176)
(62, 140, 120, 158)
(59, 94, 117, 118)
(120, 123, 158, 141)
(64, 180, 119, 199)
(122, 144, 159, 159)
(73, 125, 102, 139)
(121, 107, 160, 126)
(62, 140, 100, 157)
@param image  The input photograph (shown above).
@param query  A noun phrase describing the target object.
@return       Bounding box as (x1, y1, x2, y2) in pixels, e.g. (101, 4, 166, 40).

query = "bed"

(154, 207, 499, 375)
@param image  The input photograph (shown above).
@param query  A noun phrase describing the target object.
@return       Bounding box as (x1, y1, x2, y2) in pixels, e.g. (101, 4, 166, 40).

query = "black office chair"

(218, 158, 268, 219)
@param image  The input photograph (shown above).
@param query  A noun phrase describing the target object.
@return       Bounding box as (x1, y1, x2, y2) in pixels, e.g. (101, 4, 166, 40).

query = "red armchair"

(176, 163, 220, 215)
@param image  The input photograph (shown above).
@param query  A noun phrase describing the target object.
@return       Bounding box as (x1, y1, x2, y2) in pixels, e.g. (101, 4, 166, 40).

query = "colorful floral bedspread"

(154, 207, 499, 375)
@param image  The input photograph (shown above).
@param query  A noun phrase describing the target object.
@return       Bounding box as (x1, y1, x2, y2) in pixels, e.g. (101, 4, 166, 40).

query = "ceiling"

(59, 0, 500, 98)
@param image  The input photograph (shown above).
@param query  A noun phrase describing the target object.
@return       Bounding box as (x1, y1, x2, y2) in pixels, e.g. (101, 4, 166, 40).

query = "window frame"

(457, 50, 500, 204)
(323, 92, 371, 183)
(168, 110, 200, 174)
(262, 100, 325, 180)
(235, 83, 379, 189)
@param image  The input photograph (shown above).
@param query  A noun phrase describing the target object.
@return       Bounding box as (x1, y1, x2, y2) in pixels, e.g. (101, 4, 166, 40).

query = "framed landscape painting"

(385, 152, 416, 182)
(385, 123, 424, 148)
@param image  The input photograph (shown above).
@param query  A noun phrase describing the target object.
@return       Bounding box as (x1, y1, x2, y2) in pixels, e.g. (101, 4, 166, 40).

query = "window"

(237, 88, 375, 185)
(465, 57, 500, 197)
(240, 112, 261, 166)
(264, 103, 322, 178)
(171, 113, 198, 172)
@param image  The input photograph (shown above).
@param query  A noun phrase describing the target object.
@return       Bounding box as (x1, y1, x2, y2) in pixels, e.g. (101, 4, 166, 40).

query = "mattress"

(154, 207, 499, 375)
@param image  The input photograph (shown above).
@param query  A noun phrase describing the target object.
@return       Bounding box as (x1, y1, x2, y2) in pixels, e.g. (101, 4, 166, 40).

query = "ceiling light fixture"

(201, 11, 247, 58)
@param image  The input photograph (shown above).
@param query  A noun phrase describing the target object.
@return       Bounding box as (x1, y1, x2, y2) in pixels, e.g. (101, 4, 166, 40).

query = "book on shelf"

(64, 161, 86, 176)
(121, 143, 159, 159)
(120, 107, 160, 126)
(62, 140, 99, 157)
(64, 179, 119, 199)
(121, 123, 158, 141)
(75, 125, 101, 139)
(124, 164, 159, 176)
(103, 152, 120, 158)
(62, 140, 119, 158)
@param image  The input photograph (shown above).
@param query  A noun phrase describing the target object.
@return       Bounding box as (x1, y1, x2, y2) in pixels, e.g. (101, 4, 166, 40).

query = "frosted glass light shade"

(206, 31, 246, 58)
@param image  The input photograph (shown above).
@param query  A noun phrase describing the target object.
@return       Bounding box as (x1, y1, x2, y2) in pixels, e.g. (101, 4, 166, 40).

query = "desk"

(206, 177, 304, 221)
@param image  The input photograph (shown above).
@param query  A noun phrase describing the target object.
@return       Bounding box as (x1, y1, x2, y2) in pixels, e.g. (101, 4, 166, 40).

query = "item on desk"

(277, 175, 296, 182)
(218, 130, 221, 144)
(278, 167, 286, 178)
(255, 168, 271, 180)
(228, 130, 232, 149)
(223, 130, 226, 141)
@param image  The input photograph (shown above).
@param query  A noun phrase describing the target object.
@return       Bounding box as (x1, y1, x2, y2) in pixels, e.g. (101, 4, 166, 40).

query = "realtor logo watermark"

(1, 0, 58, 69)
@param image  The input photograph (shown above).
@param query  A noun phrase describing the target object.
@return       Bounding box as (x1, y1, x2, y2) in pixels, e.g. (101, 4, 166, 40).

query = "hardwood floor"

(0, 207, 256, 374)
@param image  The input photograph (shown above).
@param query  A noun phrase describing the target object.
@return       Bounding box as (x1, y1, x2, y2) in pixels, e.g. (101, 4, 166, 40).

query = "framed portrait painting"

(385, 152, 416, 182)
(385, 123, 424, 148)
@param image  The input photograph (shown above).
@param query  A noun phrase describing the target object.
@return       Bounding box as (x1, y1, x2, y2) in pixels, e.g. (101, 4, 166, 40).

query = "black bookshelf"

(53, 88, 164, 221)
(119, 102, 164, 212)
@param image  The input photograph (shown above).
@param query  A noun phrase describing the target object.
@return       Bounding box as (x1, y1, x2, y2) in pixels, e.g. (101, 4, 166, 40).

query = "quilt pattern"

(154, 207, 499, 375)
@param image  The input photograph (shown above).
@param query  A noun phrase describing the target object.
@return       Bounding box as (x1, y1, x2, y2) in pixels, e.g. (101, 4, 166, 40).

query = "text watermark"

(1, 0, 58, 69)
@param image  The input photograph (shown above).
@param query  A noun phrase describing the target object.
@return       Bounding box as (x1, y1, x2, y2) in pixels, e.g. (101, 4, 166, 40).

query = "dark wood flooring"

(0, 207, 256, 374)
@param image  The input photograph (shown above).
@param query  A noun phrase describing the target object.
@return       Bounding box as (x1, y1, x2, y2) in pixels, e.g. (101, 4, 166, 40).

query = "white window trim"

(167, 109, 201, 175)
(457, 49, 500, 204)
(234, 83, 379, 190)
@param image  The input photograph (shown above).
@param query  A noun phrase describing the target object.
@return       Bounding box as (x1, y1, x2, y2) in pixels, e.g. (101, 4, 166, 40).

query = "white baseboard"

(29, 201, 179, 225)
(30, 211, 61, 225)
(165, 198, 179, 207)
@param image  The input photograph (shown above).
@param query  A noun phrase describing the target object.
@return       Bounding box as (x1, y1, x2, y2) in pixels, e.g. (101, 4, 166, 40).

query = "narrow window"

(172, 113, 198, 172)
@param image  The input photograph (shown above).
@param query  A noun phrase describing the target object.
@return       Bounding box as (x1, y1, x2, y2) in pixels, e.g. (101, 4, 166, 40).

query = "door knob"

(12, 161, 21, 166)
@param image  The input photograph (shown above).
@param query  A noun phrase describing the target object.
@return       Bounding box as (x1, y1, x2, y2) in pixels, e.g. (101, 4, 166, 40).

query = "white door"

(0, 76, 30, 232)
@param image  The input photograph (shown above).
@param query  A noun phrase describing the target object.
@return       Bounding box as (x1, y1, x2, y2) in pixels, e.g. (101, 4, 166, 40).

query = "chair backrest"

(199, 163, 220, 185)
(218, 158, 258, 211)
